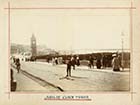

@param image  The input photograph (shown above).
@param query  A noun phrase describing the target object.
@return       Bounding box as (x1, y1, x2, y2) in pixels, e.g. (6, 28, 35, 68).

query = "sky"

(10, 9, 130, 51)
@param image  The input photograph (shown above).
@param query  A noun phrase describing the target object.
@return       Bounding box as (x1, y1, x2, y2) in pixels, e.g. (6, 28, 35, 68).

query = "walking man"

(15, 58, 20, 73)
(66, 59, 72, 77)
(88, 56, 94, 68)
(71, 57, 76, 70)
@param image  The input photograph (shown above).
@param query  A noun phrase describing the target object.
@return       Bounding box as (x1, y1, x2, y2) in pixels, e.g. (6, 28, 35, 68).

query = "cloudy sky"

(10, 9, 130, 51)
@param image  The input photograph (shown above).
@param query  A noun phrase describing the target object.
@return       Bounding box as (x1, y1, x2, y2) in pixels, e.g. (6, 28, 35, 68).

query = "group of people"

(88, 54, 122, 71)
(66, 56, 80, 77)
(88, 56, 103, 69)
(11, 53, 122, 78)
(52, 57, 67, 65)
(66, 53, 122, 77)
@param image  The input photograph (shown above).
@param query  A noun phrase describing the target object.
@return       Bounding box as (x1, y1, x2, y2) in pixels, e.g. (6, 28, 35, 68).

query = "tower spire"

(31, 33, 37, 57)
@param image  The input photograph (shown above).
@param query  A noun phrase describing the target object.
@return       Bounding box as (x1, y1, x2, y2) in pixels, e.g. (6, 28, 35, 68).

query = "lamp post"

(121, 32, 124, 71)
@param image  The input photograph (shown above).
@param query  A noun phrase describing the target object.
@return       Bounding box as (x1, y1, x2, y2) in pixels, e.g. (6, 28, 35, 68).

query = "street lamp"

(121, 31, 124, 71)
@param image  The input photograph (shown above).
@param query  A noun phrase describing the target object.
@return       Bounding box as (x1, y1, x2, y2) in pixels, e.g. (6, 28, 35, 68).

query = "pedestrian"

(76, 56, 80, 66)
(52, 57, 55, 65)
(112, 54, 121, 71)
(71, 57, 76, 70)
(102, 55, 107, 68)
(55, 57, 58, 65)
(89, 56, 94, 68)
(96, 58, 101, 69)
(66, 59, 72, 77)
(15, 58, 20, 73)
(13, 57, 16, 64)
(46, 57, 50, 63)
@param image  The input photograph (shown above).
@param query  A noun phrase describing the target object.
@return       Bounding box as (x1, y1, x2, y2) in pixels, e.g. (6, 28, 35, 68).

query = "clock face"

(32, 41, 35, 44)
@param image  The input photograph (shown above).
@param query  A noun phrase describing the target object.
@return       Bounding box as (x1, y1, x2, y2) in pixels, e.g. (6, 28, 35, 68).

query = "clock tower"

(31, 34, 37, 57)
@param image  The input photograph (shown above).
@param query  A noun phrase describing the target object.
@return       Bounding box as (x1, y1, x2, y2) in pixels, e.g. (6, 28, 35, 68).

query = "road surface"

(12, 61, 130, 92)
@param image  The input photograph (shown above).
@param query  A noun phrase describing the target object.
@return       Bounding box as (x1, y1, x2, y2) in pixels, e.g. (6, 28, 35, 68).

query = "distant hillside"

(11, 43, 30, 54)
(10, 43, 58, 55)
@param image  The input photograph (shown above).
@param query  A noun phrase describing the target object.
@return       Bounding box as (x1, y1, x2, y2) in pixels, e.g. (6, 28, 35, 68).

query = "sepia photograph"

(10, 8, 130, 92)
(1, 0, 140, 105)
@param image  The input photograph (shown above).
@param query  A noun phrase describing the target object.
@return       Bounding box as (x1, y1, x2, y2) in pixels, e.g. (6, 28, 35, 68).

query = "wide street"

(11, 61, 130, 92)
